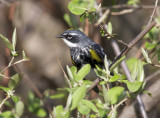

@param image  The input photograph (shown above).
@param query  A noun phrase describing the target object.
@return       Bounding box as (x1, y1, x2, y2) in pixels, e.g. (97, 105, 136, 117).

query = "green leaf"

(109, 107, 117, 118)
(70, 66, 77, 80)
(127, 0, 140, 5)
(16, 101, 24, 117)
(80, 99, 98, 112)
(121, 80, 143, 92)
(36, 108, 47, 117)
(22, 50, 28, 60)
(0, 111, 12, 117)
(141, 48, 152, 64)
(145, 42, 156, 50)
(65, 93, 72, 110)
(8, 73, 23, 90)
(104, 55, 109, 74)
(126, 58, 144, 82)
(63, 14, 72, 27)
(107, 87, 124, 105)
(68, 0, 87, 15)
(11, 96, 19, 103)
(143, 91, 152, 97)
(102, 84, 108, 104)
(0, 34, 13, 51)
(50, 93, 65, 99)
(109, 73, 120, 82)
(70, 85, 86, 110)
(77, 64, 91, 81)
(12, 28, 17, 51)
(78, 103, 90, 115)
(109, 55, 126, 72)
(54, 105, 69, 118)
(0, 86, 10, 92)
(107, 22, 112, 34)
(126, 58, 138, 71)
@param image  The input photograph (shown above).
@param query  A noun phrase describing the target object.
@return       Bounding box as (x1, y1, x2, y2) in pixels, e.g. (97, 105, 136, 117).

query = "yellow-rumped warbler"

(57, 29, 109, 92)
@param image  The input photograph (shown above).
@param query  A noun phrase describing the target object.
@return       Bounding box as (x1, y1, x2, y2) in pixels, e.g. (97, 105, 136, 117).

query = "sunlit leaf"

(121, 80, 143, 92)
(107, 87, 124, 105)
(80, 99, 98, 112)
(0, 34, 13, 51)
(8, 73, 23, 90)
(77, 64, 91, 81)
(68, 0, 87, 15)
(16, 101, 24, 117)
(107, 22, 112, 34)
(70, 85, 86, 110)
(12, 28, 17, 51)
(141, 48, 152, 64)
(50, 93, 65, 99)
(78, 103, 90, 115)
(11, 96, 19, 103)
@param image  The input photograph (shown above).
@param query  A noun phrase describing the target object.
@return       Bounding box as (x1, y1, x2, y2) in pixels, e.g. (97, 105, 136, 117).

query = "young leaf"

(121, 80, 143, 92)
(141, 48, 152, 64)
(77, 103, 90, 115)
(53, 105, 64, 118)
(107, 22, 112, 35)
(65, 93, 72, 110)
(77, 64, 91, 81)
(109, 55, 125, 72)
(63, 14, 73, 27)
(107, 87, 124, 105)
(0, 86, 10, 92)
(16, 101, 24, 117)
(80, 99, 98, 112)
(50, 93, 65, 99)
(70, 85, 86, 110)
(0, 34, 13, 51)
(68, 0, 87, 15)
(12, 28, 17, 51)
(109, 107, 117, 118)
(36, 108, 47, 117)
(8, 73, 23, 90)
(70, 66, 77, 80)
(109, 73, 120, 82)
(22, 50, 28, 60)
(102, 84, 108, 104)
(11, 96, 19, 103)
(145, 42, 156, 50)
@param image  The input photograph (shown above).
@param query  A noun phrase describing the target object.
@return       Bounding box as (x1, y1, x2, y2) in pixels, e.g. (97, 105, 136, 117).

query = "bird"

(56, 29, 109, 92)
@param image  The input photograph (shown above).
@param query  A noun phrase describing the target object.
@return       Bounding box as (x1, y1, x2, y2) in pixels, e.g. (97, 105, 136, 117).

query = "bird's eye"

(67, 34, 72, 39)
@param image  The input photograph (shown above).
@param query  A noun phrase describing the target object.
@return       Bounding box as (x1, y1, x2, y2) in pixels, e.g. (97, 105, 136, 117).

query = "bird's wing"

(90, 43, 106, 68)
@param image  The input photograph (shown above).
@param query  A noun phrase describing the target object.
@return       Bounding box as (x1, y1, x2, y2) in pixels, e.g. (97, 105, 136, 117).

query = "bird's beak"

(56, 35, 64, 38)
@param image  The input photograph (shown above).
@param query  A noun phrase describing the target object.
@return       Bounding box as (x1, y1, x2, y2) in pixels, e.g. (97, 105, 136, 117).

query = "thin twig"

(109, 20, 156, 68)
(0, 73, 10, 79)
(148, 0, 159, 25)
(56, 58, 72, 88)
(101, 5, 160, 10)
(111, 9, 135, 15)
(108, 98, 128, 116)
(0, 95, 9, 110)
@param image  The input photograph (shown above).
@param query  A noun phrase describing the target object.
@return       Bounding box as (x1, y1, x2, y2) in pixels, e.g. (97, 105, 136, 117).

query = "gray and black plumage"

(57, 29, 109, 92)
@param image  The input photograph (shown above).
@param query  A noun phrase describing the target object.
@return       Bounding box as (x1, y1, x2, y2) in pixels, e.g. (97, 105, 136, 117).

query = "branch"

(109, 20, 156, 68)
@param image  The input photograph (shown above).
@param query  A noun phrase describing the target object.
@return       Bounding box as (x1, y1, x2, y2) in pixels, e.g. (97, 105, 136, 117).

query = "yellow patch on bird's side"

(71, 58, 75, 65)
(90, 49, 102, 62)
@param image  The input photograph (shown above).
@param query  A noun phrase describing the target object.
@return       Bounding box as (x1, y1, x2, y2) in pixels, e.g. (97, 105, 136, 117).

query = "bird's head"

(56, 29, 90, 48)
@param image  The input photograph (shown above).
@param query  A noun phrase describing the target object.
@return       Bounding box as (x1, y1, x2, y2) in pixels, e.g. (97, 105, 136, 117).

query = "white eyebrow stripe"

(69, 33, 77, 36)
(62, 38, 78, 47)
